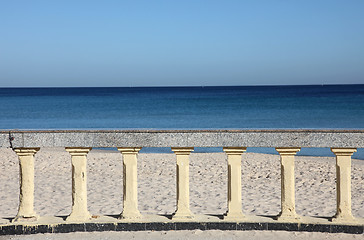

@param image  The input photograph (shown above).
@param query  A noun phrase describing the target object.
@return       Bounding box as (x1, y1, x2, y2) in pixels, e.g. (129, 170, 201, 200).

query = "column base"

(12, 214, 39, 223)
(119, 211, 142, 220)
(0, 218, 9, 224)
(224, 212, 245, 221)
(172, 211, 194, 220)
(331, 214, 357, 223)
(275, 211, 301, 222)
(66, 212, 92, 222)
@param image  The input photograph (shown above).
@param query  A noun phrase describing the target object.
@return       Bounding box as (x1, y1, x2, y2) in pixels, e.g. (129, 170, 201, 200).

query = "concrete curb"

(1, 222, 363, 235)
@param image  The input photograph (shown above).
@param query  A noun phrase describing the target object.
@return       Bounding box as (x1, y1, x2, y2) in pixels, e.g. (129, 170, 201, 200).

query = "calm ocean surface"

(0, 85, 363, 158)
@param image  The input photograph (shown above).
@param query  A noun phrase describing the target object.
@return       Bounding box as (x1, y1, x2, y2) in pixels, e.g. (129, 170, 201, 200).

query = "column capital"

(171, 147, 194, 155)
(223, 147, 247, 155)
(331, 148, 357, 156)
(65, 147, 92, 156)
(117, 147, 142, 154)
(14, 148, 40, 156)
(275, 148, 300, 155)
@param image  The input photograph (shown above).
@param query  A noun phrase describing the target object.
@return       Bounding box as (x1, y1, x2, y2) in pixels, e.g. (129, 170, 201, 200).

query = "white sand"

(1, 148, 364, 239)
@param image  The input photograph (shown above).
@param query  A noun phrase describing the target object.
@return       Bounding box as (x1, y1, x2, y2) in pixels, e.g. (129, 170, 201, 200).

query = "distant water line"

(1, 85, 363, 159)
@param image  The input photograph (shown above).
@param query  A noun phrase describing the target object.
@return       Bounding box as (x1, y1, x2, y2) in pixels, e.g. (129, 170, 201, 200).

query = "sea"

(0, 85, 363, 159)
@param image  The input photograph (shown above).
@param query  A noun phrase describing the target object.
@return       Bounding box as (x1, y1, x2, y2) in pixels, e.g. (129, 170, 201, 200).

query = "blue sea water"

(0, 85, 363, 158)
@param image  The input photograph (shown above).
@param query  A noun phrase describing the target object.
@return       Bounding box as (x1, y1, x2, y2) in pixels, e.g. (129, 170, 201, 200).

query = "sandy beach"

(1, 148, 364, 239)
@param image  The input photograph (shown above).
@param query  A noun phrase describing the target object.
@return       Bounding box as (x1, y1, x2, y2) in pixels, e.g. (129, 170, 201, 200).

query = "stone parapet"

(1, 129, 364, 148)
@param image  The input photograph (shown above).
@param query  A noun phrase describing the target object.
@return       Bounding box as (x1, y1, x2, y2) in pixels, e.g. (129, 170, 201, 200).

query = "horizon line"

(0, 83, 363, 88)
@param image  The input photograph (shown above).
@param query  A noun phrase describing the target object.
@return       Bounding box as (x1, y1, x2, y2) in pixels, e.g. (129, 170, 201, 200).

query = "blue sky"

(0, 0, 363, 87)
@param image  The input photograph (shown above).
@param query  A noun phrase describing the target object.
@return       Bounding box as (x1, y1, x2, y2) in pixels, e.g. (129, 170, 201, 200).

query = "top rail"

(1, 129, 364, 148)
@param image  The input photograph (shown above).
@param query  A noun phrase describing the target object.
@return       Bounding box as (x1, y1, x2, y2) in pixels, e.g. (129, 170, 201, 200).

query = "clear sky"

(0, 0, 363, 87)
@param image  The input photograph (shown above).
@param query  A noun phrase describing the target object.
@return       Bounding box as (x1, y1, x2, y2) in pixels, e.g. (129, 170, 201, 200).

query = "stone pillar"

(65, 147, 92, 222)
(13, 148, 40, 222)
(118, 147, 142, 219)
(331, 148, 357, 223)
(223, 147, 246, 220)
(276, 148, 301, 221)
(171, 147, 194, 219)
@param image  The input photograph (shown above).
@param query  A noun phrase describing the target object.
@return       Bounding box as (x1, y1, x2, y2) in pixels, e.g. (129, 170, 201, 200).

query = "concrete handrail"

(1, 129, 364, 148)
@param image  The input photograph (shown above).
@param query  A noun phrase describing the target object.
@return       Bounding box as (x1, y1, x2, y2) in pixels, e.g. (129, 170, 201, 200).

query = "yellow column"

(276, 148, 301, 221)
(223, 147, 246, 220)
(171, 147, 194, 219)
(118, 147, 142, 219)
(13, 148, 40, 222)
(331, 148, 357, 223)
(65, 147, 92, 222)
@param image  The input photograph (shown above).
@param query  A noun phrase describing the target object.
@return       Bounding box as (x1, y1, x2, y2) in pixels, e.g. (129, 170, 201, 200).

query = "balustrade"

(0, 130, 363, 230)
